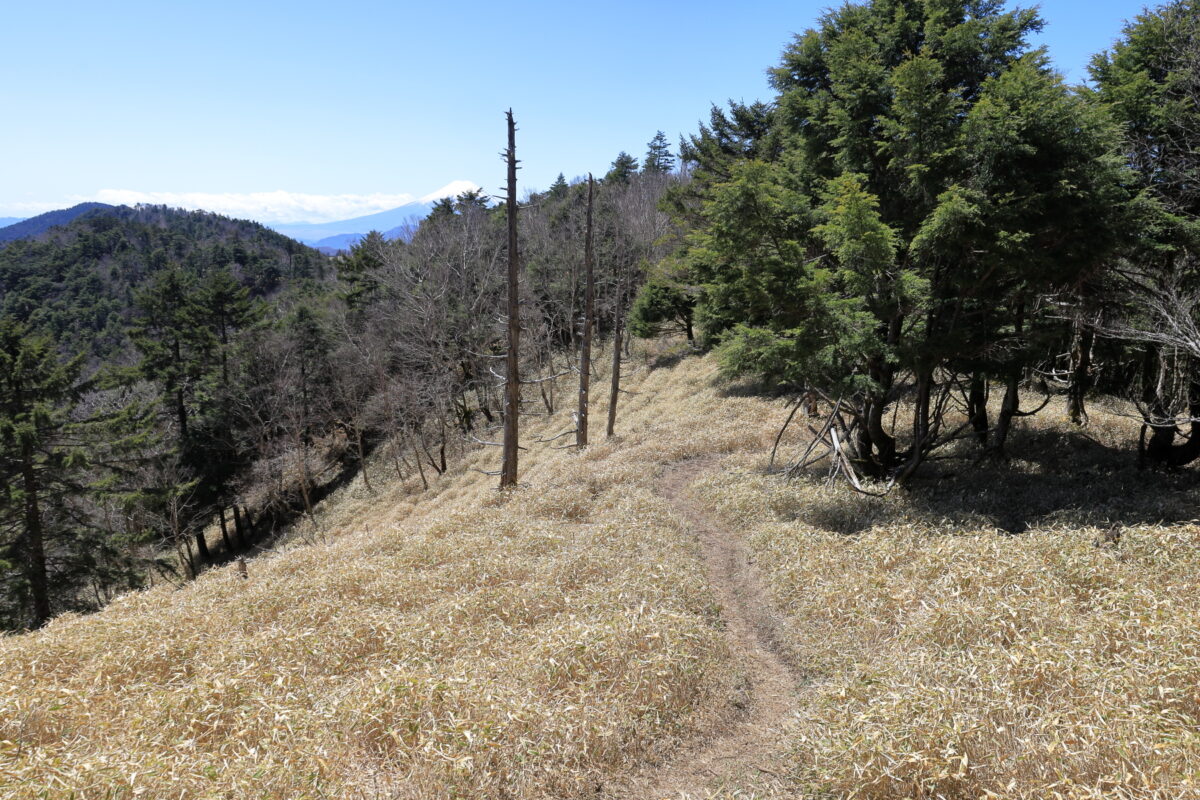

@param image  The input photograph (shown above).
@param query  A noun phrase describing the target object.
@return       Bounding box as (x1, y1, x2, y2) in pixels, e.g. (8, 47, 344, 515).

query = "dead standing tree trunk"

(576, 174, 595, 448)
(500, 109, 521, 489)
(607, 273, 625, 438)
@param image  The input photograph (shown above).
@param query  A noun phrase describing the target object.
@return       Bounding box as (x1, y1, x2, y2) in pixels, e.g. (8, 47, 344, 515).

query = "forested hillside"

(0, 203, 113, 245)
(0, 149, 676, 631)
(0, 205, 326, 359)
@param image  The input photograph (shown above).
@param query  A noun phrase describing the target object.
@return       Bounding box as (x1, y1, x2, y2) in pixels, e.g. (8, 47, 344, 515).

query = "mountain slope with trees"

(0, 149, 678, 631)
(0, 203, 116, 244)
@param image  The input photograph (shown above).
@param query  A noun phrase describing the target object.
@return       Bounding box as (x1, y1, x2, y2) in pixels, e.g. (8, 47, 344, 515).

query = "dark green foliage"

(0, 205, 325, 361)
(338, 230, 388, 310)
(605, 151, 639, 184)
(628, 276, 695, 341)
(643, 131, 675, 175)
(673, 0, 1130, 476)
(549, 173, 569, 199)
(1088, 0, 1200, 464)
(0, 318, 152, 628)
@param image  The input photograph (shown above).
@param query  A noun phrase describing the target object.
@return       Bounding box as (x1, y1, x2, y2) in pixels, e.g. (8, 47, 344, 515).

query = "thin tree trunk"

(968, 372, 989, 445)
(1068, 318, 1095, 426)
(177, 536, 195, 581)
(218, 506, 234, 553)
(911, 368, 933, 457)
(992, 372, 1021, 454)
(406, 430, 429, 490)
(577, 174, 595, 448)
(297, 441, 315, 521)
(175, 386, 188, 442)
(862, 316, 902, 471)
(500, 110, 521, 488)
(607, 277, 625, 438)
(194, 528, 211, 565)
(19, 443, 50, 628)
(232, 503, 250, 547)
(991, 304, 1026, 455)
(422, 435, 444, 474)
(355, 426, 374, 493)
(391, 434, 406, 481)
(438, 423, 448, 474)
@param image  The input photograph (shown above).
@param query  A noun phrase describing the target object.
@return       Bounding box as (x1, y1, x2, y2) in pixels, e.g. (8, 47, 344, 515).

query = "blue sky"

(0, 0, 1142, 223)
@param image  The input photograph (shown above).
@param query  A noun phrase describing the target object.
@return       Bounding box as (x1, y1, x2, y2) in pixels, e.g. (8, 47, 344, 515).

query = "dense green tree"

(548, 173, 569, 199)
(672, 0, 1129, 478)
(606, 151, 639, 184)
(197, 266, 259, 386)
(0, 319, 83, 626)
(643, 131, 675, 174)
(338, 231, 388, 311)
(628, 275, 695, 341)
(130, 267, 206, 444)
(1090, 0, 1200, 464)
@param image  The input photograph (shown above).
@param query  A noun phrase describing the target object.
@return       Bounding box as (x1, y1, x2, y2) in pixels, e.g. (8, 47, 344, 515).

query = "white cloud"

(0, 183, 483, 224)
(420, 180, 486, 204)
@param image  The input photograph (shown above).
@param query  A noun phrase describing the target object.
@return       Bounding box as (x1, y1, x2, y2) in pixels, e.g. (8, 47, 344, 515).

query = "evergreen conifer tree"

(642, 131, 675, 174)
(605, 152, 639, 184)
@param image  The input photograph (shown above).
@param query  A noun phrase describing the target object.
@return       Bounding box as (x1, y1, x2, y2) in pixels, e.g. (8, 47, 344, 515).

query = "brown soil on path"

(611, 457, 806, 799)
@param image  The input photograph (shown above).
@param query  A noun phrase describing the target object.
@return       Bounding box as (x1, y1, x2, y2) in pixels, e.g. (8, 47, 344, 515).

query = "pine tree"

(1089, 0, 1200, 465)
(197, 266, 258, 386)
(338, 231, 387, 311)
(130, 267, 206, 444)
(549, 173, 569, 199)
(0, 318, 84, 627)
(605, 152, 639, 184)
(676, 0, 1128, 477)
(642, 131, 675, 174)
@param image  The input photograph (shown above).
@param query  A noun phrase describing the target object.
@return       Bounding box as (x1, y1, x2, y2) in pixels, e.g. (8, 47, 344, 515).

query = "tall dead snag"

(607, 275, 624, 438)
(500, 110, 521, 488)
(576, 174, 595, 448)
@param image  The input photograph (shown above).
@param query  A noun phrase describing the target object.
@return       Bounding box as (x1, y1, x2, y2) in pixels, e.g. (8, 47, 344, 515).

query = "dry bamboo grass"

(0, 346, 773, 800)
(704, 394, 1200, 799)
(9, 347, 1200, 799)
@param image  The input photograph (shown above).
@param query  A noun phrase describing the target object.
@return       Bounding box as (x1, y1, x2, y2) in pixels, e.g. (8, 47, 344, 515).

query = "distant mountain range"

(0, 181, 481, 252)
(266, 200, 442, 252)
(0, 203, 114, 244)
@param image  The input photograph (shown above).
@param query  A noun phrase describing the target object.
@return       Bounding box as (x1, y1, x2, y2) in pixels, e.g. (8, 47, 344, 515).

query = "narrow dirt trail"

(615, 457, 805, 799)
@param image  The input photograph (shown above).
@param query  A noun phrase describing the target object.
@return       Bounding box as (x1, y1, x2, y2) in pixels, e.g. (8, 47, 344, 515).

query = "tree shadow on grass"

(788, 425, 1200, 535)
(914, 427, 1200, 534)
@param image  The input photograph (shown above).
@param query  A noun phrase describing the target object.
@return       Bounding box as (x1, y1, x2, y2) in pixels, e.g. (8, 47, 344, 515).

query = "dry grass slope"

(8, 348, 1200, 800)
(0, 347, 776, 800)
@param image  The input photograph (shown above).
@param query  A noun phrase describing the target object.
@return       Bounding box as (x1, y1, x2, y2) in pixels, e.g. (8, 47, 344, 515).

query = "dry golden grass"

(9, 346, 1200, 799)
(0, 345, 773, 800)
(704, 394, 1200, 799)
